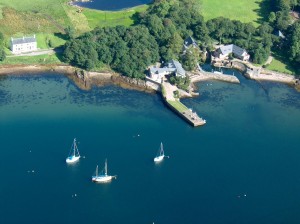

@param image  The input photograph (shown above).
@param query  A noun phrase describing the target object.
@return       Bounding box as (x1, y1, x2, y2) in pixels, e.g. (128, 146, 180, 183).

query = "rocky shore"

(0, 64, 157, 93)
(0, 64, 299, 95)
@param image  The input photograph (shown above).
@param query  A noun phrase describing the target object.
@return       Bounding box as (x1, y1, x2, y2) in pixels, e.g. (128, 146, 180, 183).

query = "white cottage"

(148, 60, 186, 83)
(214, 44, 250, 61)
(10, 35, 37, 54)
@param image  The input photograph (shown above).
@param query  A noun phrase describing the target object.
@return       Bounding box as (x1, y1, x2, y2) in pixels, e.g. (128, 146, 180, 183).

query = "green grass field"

(201, 0, 268, 26)
(83, 5, 148, 29)
(0, 0, 147, 48)
(0, 54, 62, 65)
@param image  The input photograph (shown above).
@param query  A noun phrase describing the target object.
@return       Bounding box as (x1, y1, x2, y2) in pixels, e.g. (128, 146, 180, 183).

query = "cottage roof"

(184, 36, 198, 48)
(275, 30, 285, 38)
(150, 66, 175, 74)
(219, 44, 247, 57)
(11, 36, 36, 45)
(169, 59, 186, 77)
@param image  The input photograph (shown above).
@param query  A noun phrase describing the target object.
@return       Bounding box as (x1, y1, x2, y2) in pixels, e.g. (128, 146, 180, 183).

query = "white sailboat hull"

(66, 155, 80, 163)
(92, 175, 113, 183)
(154, 155, 164, 162)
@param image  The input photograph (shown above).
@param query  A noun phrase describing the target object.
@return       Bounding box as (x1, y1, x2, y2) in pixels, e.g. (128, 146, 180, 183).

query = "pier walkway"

(161, 81, 206, 127)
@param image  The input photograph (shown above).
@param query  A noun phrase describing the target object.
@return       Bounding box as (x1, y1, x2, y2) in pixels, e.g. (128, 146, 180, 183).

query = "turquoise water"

(0, 72, 300, 223)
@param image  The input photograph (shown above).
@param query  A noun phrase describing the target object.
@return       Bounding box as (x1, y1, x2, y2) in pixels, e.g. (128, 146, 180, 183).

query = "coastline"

(211, 60, 299, 90)
(0, 63, 299, 93)
(0, 64, 156, 93)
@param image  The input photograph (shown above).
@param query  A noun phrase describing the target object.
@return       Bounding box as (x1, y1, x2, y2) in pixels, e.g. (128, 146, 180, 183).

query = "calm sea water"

(74, 0, 152, 11)
(0, 71, 300, 224)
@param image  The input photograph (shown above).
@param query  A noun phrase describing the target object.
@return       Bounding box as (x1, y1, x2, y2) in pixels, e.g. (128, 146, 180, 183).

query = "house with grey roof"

(167, 60, 186, 78)
(148, 60, 186, 83)
(214, 44, 250, 61)
(183, 36, 199, 54)
(10, 35, 37, 54)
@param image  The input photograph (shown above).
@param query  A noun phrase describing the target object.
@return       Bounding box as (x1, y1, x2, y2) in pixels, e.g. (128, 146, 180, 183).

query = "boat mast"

(73, 138, 77, 156)
(160, 142, 164, 156)
(105, 159, 108, 175)
(96, 165, 98, 177)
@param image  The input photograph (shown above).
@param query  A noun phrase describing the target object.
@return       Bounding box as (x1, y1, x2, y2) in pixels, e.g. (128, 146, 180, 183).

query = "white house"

(148, 60, 186, 83)
(10, 35, 37, 54)
(214, 44, 250, 61)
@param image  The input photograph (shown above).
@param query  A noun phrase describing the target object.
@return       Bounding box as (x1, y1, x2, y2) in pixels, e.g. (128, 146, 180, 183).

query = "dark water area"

(0, 72, 300, 224)
(74, 0, 152, 11)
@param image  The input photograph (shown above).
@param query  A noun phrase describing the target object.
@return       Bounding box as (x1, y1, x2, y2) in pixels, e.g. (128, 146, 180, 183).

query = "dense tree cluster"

(268, 0, 300, 72)
(0, 32, 6, 61)
(286, 22, 300, 66)
(138, 0, 204, 62)
(63, 26, 159, 78)
(62, 0, 300, 77)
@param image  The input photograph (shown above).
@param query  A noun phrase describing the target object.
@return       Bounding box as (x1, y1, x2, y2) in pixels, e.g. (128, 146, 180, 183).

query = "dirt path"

(7, 49, 57, 57)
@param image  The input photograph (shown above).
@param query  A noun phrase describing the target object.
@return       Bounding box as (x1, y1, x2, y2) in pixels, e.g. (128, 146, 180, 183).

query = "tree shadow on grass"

(131, 11, 141, 25)
(253, 0, 273, 25)
(54, 32, 69, 42)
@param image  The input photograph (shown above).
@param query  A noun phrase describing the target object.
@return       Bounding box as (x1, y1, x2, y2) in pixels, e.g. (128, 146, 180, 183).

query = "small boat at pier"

(92, 159, 116, 183)
(66, 138, 80, 163)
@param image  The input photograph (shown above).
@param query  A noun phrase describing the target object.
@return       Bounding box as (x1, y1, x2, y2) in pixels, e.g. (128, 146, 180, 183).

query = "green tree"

(287, 22, 300, 68)
(0, 32, 4, 46)
(268, 12, 276, 23)
(181, 46, 200, 71)
(0, 48, 6, 61)
(65, 26, 76, 39)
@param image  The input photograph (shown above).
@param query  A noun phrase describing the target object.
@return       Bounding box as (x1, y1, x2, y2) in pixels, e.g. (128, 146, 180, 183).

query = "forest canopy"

(62, 0, 300, 77)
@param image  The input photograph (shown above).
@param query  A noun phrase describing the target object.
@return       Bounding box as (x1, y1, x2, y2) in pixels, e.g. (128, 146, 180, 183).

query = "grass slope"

(267, 57, 296, 75)
(83, 5, 148, 29)
(201, 0, 268, 26)
(0, 0, 147, 42)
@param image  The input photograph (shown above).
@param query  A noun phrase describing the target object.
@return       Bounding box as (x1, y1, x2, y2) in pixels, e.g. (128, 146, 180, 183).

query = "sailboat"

(154, 142, 168, 162)
(92, 159, 116, 183)
(66, 138, 80, 163)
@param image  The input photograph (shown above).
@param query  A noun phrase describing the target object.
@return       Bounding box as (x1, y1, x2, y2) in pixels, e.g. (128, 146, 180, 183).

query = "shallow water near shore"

(74, 0, 152, 11)
(0, 72, 300, 224)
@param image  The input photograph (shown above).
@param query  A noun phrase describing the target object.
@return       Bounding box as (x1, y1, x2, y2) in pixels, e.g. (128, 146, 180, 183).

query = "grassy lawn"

(266, 57, 295, 75)
(83, 5, 148, 29)
(0, 0, 69, 19)
(0, 54, 62, 65)
(36, 33, 66, 49)
(167, 100, 188, 113)
(201, 0, 268, 26)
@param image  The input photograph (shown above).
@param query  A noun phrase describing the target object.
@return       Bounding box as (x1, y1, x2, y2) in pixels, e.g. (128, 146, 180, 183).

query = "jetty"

(189, 70, 240, 84)
(161, 81, 206, 127)
(245, 68, 296, 85)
